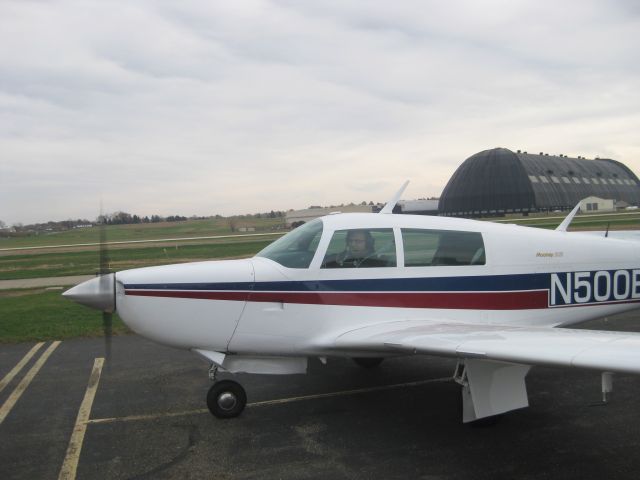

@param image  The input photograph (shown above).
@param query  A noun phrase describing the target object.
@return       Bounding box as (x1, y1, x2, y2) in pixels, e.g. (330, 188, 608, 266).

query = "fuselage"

(113, 213, 640, 355)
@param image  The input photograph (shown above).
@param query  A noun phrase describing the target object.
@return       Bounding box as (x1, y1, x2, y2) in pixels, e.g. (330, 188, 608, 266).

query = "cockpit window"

(321, 228, 397, 268)
(255, 219, 323, 268)
(402, 229, 485, 266)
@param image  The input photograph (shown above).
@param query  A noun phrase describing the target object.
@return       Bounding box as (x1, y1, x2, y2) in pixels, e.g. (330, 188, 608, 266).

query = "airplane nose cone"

(63, 273, 116, 312)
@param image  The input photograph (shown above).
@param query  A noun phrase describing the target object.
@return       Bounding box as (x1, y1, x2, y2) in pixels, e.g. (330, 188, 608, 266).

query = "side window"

(401, 229, 440, 266)
(402, 229, 485, 266)
(321, 228, 396, 268)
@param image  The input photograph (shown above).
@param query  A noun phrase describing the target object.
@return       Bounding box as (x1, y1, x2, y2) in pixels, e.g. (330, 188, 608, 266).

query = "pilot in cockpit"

(323, 229, 386, 268)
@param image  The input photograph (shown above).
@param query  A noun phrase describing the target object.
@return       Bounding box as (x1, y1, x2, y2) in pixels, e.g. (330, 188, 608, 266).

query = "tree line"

(97, 212, 192, 225)
(1, 209, 288, 237)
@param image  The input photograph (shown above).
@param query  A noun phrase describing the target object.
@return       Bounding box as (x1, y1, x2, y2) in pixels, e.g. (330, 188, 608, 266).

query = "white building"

(397, 199, 439, 215)
(579, 196, 615, 213)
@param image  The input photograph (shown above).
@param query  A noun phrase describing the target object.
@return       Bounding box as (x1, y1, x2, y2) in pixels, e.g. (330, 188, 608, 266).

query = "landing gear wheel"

(207, 380, 247, 419)
(352, 357, 384, 368)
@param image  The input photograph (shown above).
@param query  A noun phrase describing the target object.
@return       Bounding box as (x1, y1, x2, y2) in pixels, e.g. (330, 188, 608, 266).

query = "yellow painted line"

(248, 377, 450, 407)
(0, 342, 45, 394)
(88, 408, 209, 425)
(58, 358, 105, 480)
(0, 341, 61, 425)
(88, 376, 451, 425)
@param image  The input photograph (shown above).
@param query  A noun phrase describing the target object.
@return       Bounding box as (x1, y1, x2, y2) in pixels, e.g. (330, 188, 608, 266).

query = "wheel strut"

(208, 364, 218, 382)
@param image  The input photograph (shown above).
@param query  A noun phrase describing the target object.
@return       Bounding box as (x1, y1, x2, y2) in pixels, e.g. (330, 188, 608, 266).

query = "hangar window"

(572, 177, 581, 184)
(321, 229, 396, 268)
(632, 180, 638, 185)
(528, 175, 539, 183)
(592, 178, 599, 184)
(562, 177, 571, 184)
(617, 179, 624, 185)
(582, 177, 590, 184)
(551, 176, 560, 183)
(401, 229, 485, 267)
(609, 179, 616, 185)
(256, 219, 323, 268)
(539, 176, 549, 183)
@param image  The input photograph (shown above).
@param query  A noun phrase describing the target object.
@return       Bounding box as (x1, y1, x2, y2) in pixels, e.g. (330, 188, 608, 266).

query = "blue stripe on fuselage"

(124, 273, 549, 293)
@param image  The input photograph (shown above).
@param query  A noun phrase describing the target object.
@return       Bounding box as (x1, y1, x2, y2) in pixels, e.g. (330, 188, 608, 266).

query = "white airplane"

(64, 183, 640, 423)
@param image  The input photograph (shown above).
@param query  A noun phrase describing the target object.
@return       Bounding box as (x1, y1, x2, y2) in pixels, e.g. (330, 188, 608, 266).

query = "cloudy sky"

(1, 0, 639, 225)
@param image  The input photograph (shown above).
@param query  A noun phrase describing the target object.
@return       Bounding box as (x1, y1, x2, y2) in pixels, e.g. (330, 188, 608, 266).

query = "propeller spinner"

(62, 272, 116, 312)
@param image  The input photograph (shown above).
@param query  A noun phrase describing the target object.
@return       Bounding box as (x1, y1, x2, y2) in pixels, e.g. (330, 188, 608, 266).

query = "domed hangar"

(439, 148, 640, 217)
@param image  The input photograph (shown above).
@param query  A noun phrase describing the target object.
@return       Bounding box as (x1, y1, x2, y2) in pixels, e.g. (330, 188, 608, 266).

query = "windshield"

(255, 219, 324, 268)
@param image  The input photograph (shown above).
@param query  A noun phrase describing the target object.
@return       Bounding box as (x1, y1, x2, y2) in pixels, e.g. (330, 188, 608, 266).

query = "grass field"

(0, 224, 278, 343)
(0, 288, 130, 343)
(0, 216, 285, 249)
(490, 211, 640, 230)
(0, 239, 273, 280)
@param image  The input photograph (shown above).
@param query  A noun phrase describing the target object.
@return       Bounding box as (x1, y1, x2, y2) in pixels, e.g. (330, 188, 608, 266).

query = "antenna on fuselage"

(555, 202, 582, 232)
(379, 180, 409, 214)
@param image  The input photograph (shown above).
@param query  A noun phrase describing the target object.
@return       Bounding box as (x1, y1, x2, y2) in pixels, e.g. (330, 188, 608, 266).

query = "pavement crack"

(126, 423, 200, 480)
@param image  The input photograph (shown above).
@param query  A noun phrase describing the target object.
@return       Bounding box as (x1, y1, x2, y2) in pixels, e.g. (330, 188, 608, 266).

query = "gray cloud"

(1, 0, 639, 224)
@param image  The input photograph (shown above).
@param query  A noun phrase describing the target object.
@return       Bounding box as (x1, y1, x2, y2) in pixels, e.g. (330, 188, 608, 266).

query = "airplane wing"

(328, 319, 640, 375)
(326, 319, 640, 422)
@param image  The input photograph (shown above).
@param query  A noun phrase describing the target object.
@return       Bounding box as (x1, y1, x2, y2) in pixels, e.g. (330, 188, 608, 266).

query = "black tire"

(352, 357, 384, 368)
(207, 380, 247, 419)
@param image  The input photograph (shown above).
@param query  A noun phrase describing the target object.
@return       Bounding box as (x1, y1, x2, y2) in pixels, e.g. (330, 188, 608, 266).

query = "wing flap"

(331, 320, 640, 374)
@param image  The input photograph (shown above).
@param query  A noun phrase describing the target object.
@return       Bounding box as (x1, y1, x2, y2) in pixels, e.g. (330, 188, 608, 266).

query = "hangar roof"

(439, 148, 640, 216)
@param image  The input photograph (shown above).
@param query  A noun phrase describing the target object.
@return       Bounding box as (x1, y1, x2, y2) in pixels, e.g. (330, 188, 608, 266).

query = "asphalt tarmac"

(2, 313, 640, 480)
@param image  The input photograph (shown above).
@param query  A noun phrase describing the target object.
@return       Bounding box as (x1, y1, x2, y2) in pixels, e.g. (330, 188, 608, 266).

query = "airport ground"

(1, 312, 640, 480)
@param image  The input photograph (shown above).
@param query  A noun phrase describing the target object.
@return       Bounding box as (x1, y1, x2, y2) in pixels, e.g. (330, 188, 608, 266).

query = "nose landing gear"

(206, 364, 247, 418)
(207, 380, 247, 418)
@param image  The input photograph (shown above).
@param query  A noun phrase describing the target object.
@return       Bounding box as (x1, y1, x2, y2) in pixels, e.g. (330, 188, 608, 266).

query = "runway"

(1, 313, 640, 479)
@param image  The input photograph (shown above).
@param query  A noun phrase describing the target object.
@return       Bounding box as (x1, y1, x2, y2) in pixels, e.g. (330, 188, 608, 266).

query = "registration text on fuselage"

(550, 269, 640, 306)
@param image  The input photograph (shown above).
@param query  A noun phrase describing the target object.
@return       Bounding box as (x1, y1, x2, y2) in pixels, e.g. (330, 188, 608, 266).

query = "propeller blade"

(99, 212, 112, 365)
(62, 205, 117, 367)
(99, 211, 110, 275)
(103, 311, 112, 366)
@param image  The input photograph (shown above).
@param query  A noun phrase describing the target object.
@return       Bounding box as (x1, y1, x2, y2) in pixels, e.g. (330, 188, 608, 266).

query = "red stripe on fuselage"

(126, 290, 250, 301)
(125, 289, 549, 310)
